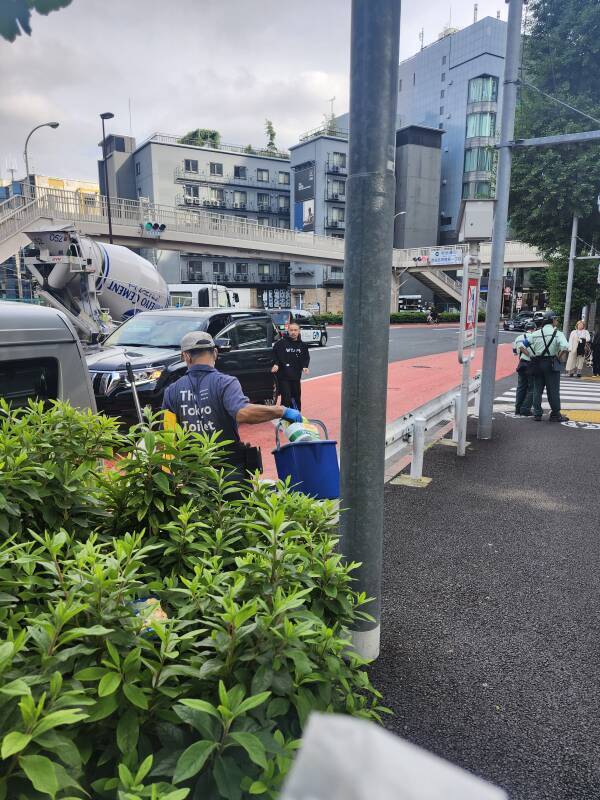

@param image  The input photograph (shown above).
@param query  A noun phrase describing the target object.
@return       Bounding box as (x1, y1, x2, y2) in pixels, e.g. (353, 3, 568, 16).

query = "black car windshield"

(105, 315, 208, 348)
(270, 311, 290, 325)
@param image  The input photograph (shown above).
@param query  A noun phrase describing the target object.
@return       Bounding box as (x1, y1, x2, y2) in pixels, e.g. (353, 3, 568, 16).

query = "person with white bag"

(566, 320, 591, 378)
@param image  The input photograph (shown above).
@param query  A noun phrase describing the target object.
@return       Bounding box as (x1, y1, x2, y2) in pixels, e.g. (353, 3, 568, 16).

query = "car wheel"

(319, 333, 327, 347)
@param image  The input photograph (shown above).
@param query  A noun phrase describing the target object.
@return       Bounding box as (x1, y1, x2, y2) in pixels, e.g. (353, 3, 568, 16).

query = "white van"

(168, 284, 238, 309)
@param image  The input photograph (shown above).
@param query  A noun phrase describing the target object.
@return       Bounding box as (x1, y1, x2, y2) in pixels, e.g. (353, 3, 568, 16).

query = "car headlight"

(124, 367, 165, 387)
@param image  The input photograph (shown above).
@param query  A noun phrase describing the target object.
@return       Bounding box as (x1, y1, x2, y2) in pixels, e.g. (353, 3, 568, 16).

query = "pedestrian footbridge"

(0, 188, 546, 305)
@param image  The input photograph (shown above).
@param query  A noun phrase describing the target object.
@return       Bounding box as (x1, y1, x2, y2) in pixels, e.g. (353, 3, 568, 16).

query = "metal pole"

(339, 0, 400, 661)
(409, 417, 426, 479)
(563, 214, 578, 335)
(101, 116, 114, 244)
(477, 0, 524, 440)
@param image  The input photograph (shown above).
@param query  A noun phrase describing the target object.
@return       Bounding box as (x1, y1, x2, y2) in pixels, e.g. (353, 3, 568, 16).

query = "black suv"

(86, 308, 277, 423)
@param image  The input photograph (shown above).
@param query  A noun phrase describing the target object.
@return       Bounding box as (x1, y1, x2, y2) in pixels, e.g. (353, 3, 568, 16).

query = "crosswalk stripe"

(494, 375, 600, 410)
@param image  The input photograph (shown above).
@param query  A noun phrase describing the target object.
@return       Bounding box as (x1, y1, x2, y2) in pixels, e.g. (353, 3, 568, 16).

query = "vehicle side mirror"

(215, 337, 232, 352)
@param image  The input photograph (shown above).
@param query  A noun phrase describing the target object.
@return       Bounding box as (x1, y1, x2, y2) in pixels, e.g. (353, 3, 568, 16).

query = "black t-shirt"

(273, 336, 310, 380)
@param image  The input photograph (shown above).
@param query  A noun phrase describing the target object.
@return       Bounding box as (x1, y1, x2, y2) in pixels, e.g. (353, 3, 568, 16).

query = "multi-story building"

(395, 16, 507, 244)
(287, 123, 349, 313)
(98, 132, 292, 306)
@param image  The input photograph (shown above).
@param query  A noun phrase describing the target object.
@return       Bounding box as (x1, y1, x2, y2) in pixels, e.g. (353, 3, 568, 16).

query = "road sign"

(429, 248, 464, 266)
(515, 296, 523, 311)
(459, 255, 482, 355)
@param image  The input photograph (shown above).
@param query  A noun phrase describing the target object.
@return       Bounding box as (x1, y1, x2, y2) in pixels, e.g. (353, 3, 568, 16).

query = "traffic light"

(144, 222, 166, 233)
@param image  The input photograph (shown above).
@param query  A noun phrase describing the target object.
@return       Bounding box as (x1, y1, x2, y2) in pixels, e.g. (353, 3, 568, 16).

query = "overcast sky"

(0, 0, 506, 183)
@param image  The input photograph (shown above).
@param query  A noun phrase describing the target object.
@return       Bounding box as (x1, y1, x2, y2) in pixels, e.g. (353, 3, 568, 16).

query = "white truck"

(23, 229, 168, 342)
(168, 283, 242, 309)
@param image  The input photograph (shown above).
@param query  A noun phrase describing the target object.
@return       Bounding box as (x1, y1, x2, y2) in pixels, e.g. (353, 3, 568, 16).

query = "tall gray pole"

(340, 0, 400, 661)
(563, 214, 578, 335)
(477, 0, 524, 440)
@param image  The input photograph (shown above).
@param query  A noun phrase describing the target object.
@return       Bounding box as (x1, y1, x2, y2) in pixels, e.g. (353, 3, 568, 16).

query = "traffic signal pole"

(339, 0, 400, 660)
(477, 0, 524, 440)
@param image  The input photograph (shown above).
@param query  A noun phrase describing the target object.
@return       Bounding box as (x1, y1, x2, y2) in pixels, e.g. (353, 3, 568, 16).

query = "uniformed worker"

(528, 311, 570, 422)
(513, 319, 536, 416)
(271, 321, 310, 411)
(162, 331, 302, 474)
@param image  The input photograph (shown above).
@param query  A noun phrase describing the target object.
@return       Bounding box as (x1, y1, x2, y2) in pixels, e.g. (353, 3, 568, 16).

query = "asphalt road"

(373, 397, 600, 799)
(308, 325, 517, 378)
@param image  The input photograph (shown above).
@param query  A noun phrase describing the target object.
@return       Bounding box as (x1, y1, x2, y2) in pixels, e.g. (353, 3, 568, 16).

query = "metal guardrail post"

(452, 395, 461, 443)
(409, 417, 426, 480)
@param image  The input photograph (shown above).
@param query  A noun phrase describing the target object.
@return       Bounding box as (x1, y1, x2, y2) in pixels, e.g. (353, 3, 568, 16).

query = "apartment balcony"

(275, 206, 291, 215)
(232, 273, 249, 283)
(325, 219, 345, 230)
(325, 191, 346, 202)
(323, 267, 344, 285)
(325, 160, 348, 176)
(174, 166, 290, 192)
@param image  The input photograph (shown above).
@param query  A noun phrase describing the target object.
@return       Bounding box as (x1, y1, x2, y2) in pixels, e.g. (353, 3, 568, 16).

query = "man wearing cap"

(528, 312, 570, 422)
(162, 331, 302, 473)
(513, 319, 536, 416)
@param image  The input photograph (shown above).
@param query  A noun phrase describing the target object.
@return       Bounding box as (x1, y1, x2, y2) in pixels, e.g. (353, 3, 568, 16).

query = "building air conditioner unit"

(333, 193, 339, 199)
(193, 198, 200, 205)
(184, 197, 192, 204)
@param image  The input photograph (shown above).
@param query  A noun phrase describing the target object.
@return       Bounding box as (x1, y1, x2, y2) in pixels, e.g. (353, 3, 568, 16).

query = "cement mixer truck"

(23, 228, 168, 342)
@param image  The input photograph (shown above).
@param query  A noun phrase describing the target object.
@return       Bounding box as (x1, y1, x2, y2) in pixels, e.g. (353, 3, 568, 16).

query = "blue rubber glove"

(282, 407, 302, 423)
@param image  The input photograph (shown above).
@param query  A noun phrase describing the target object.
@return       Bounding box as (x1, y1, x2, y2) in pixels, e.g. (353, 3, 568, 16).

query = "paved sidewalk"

(372, 393, 600, 799)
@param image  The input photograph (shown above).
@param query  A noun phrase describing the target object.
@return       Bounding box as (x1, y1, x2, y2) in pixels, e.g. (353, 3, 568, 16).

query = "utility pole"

(477, 0, 524, 440)
(340, 0, 400, 661)
(563, 214, 578, 335)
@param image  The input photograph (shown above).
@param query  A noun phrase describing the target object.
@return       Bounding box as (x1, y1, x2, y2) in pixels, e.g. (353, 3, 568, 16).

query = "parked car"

(0, 302, 96, 410)
(503, 311, 544, 332)
(268, 309, 328, 346)
(86, 308, 278, 423)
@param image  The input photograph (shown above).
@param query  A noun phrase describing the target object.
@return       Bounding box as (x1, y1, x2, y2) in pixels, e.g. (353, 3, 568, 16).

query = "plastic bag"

(275, 418, 321, 443)
(281, 713, 507, 800)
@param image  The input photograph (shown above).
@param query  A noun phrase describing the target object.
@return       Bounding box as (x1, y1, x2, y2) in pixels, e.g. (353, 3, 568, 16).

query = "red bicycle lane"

(240, 343, 516, 479)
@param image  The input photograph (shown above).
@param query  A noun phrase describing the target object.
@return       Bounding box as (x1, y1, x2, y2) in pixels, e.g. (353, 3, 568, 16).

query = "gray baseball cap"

(180, 331, 216, 352)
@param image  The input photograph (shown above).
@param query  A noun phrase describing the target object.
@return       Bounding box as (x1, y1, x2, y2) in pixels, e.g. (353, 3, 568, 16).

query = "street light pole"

(563, 214, 578, 335)
(477, 0, 524, 440)
(340, 0, 400, 661)
(100, 112, 115, 244)
(23, 121, 60, 198)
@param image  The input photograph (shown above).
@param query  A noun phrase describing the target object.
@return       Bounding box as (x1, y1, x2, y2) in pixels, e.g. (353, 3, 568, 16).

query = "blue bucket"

(273, 420, 339, 500)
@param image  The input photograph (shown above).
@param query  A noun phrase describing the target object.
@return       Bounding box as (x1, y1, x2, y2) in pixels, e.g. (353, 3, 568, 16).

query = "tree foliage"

(510, 0, 600, 316)
(265, 120, 276, 152)
(0, 0, 73, 42)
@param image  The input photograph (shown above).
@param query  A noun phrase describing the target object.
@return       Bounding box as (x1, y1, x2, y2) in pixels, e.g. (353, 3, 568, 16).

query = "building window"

(184, 159, 198, 173)
(331, 207, 345, 223)
(441, 72, 446, 82)
(213, 261, 226, 275)
(278, 171, 290, 185)
(258, 264, 271, 276)
(463, 147, 494, 173)
(235, 262, 248, 275)
(278, 195, 289, 210)
(234, 190, 247, 208)
(332, 151, 346, 168)
(277, 219, 290, 229)
(440, 106, 444, 115)
(210, 162, 223, 176)
(475, 181, 491, 199)
(257, 168, 269, 182)
(257, 192, 270, 211)
(442, 55, 447, 65)
(184, 184, 199, 199)
(209, 187, 224, 203)
(330, 179, 345, 197)
(234, 165, 247, 179)
(462, 182, 471, 199)
(135, 162, 141, 176)
(466, 112, 496, 138)
(438, 123, 444, 130)
(188, 260, 203, 280)
(257, 217, 269, 226)
(114, 137, 125, 153)
(468, 75, 499, 103)
(440, 89, 445, 99)
(440, 215, 452, 226)
(398, 78, 403, 92)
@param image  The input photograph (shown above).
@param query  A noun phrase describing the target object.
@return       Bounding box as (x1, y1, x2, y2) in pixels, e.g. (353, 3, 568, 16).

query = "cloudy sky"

(0, 0, 506, 183)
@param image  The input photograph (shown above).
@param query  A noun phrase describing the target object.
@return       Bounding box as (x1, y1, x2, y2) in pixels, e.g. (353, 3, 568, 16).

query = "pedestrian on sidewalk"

(566, 320, 591, 377)
(513, 319, 536, 416)
(272, 321, 310, 412)
(528, 311, 570, 422)
(592, 329, 600, 377)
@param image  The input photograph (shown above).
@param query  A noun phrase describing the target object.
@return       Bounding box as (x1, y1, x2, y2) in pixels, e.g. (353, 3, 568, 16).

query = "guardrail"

(384, 373, 481, 481)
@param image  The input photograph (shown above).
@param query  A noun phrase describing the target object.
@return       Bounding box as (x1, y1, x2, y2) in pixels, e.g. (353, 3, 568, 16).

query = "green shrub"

(312, 313, 342, 325)
(389, 312, 428, 324)
(0, 403, 387, 799)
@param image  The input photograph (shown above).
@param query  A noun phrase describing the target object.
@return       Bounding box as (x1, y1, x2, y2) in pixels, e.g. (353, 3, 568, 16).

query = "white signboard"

(458, 255, 482, 359)
(428, 248, 464, 266)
